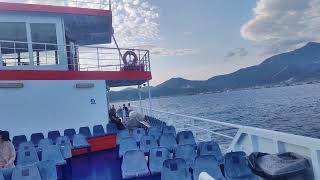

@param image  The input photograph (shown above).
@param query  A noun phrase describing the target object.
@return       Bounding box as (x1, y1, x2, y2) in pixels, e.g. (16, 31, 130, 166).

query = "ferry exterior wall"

(0, 80, 109, 137)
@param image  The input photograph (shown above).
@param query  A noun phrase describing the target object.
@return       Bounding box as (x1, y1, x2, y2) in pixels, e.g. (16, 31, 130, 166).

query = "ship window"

(30, 23, 58, 65)
(0, 22, 28, 66)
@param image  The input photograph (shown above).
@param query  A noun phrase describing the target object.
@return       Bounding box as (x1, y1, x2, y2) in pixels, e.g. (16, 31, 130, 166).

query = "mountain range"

(109, 42, 320, 102)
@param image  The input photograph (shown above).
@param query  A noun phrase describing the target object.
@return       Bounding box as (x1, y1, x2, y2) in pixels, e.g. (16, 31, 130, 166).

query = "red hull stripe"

(0, 70, 152, 81)
(0, 2, 112, 17)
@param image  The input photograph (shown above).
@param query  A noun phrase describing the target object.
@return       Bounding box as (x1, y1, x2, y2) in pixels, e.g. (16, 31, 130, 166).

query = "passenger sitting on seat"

(0, 130, 16, 168)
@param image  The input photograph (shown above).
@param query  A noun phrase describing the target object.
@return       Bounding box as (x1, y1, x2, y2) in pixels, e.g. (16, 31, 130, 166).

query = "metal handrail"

(0, 0, 112, 10)
(0, 40, 151, 72)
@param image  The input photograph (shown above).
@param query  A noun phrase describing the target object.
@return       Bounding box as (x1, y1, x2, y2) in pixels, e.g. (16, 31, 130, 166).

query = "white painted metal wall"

(0, 80, 109, 138)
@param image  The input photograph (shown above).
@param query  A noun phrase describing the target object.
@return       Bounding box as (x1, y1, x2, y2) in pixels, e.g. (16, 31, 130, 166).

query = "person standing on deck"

(109, 105, 116, 117)
(117, 106, 123, 122)
(127, 103, 132, 112)
(0, 131, 16, 168)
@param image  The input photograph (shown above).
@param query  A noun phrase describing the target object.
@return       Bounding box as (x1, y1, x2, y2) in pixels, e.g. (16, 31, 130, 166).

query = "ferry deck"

(0, 1, 320, 180)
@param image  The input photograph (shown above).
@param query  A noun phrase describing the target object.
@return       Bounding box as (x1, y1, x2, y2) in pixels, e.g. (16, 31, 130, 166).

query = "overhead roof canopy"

(0, 2, 113, 45)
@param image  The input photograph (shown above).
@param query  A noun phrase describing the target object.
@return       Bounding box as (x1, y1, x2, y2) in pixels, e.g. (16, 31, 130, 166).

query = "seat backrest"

(79, 127, 92, 138)
(148, 127, 162, 140)
(42, 145, 66, 165)
(119, 137, 138, 158)
(12, 135, 27, 150)
(177, 131, 196, 146)
(72, 134, 90, 149)
(37, 160, 58, 180)
(116, 129, 130, 145)
(159, 133, 177, 152)
(56, 136, 72, 159)
(17, 147, 39, 166)
(139, 135, 158, 153)
(93, 125, 105, 137)
(133, 128, 146, 142)
(198, 141, 224, 164)
(106, 123, 118, 134)
(163, 126, 176, 136)
(121, 150, 150, 179)
(30, 133, 44, 146)
(224, 151, 254, 179)
(47, 131, 61, 143)
(0, 171, 5, 180)
(193, 155, 224, 180)
(174, 144, 197, 168)
(38, 138, 53, 150)
(18, 142, 35, 152)
(161, 158, 191, 180)
(12, 164, 42, 180)
(63, 129, 76, 140)
(149, 147, 171, 174)
(1, 168, 13, 180)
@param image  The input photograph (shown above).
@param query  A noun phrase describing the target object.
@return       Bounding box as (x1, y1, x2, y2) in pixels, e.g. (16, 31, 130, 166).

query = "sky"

(111, 0, 320, 86)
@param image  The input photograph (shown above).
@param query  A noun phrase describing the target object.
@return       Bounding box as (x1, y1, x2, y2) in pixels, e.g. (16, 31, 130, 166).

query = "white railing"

(0, 40, 150, 72)
(0, 0, 112, 10)
(134, 106, 320, 179)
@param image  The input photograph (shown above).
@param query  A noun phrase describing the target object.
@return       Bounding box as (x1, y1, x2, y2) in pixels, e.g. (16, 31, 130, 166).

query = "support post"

(138, 85, 143, 114)
(147, 81, 152, 116)
(0, 43, 2, 67)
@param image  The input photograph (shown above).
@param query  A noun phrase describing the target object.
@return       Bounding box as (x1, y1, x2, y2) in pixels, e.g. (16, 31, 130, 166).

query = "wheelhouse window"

(0, 22, 29, 66)
(30, 23, 59, 65)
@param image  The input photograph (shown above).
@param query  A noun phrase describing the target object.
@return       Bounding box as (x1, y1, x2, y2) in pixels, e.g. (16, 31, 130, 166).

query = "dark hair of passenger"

(0, 130, 11, 141)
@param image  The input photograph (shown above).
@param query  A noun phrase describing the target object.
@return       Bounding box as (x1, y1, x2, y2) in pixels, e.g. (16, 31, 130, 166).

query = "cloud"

(112, 0, 160, 46)
(241, 0, 320, 55)
(224, 48, 248, 61)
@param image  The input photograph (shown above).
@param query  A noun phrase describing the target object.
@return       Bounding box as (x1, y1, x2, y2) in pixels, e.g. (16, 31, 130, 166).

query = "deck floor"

(66, 148, 161, 180)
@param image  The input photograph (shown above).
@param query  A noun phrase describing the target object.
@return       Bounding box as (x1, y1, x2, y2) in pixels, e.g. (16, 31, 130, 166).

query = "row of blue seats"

(121, 148, 258, 180)
(12, 123, 118, 150)
(145, 116, 167, 127)
(0, 161, 57, 180)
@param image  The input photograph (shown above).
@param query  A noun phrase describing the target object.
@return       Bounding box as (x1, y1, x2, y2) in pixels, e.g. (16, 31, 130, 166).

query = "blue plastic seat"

(64, 129, 76, 140)
(0, 167, 13, 180)
(56, 136, 72, 159)
(93, 125, 105, 137)
(12, 164, 42, 180)
(0, 170, 5, 180)
(119, 137, 139, 158)
(174, 144, 197, 169)
(47, 131, 61, 143)
(36, 160, 58, 180)
(177, 131, 196, 146)
(148, 127, 162, 140)
(159, 133, 177, 152)
(117, 129, 130, 145)
(107, 123, 118, 134)
(133, 128, 146, 142)
(30, 133, 44, 147)
(224, 152, 259, 180)
(149, 147, 171, 175)
(79, 127, 92, 138)
(198, 141, 224, 165)
(163, 126, 176, 136)
(72, 134, 90, 149)
(18, 142, 35, 152)
(42, 145, 66, 165)
(12, 135, 27, 150)
(38, 138, 53, 151)
(121, 150, 150, 179)
(139, 135, 158, 154)
(17, 147, 39, 166)
(193, 155, 225, 180)
(161, 158, 192, 180)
